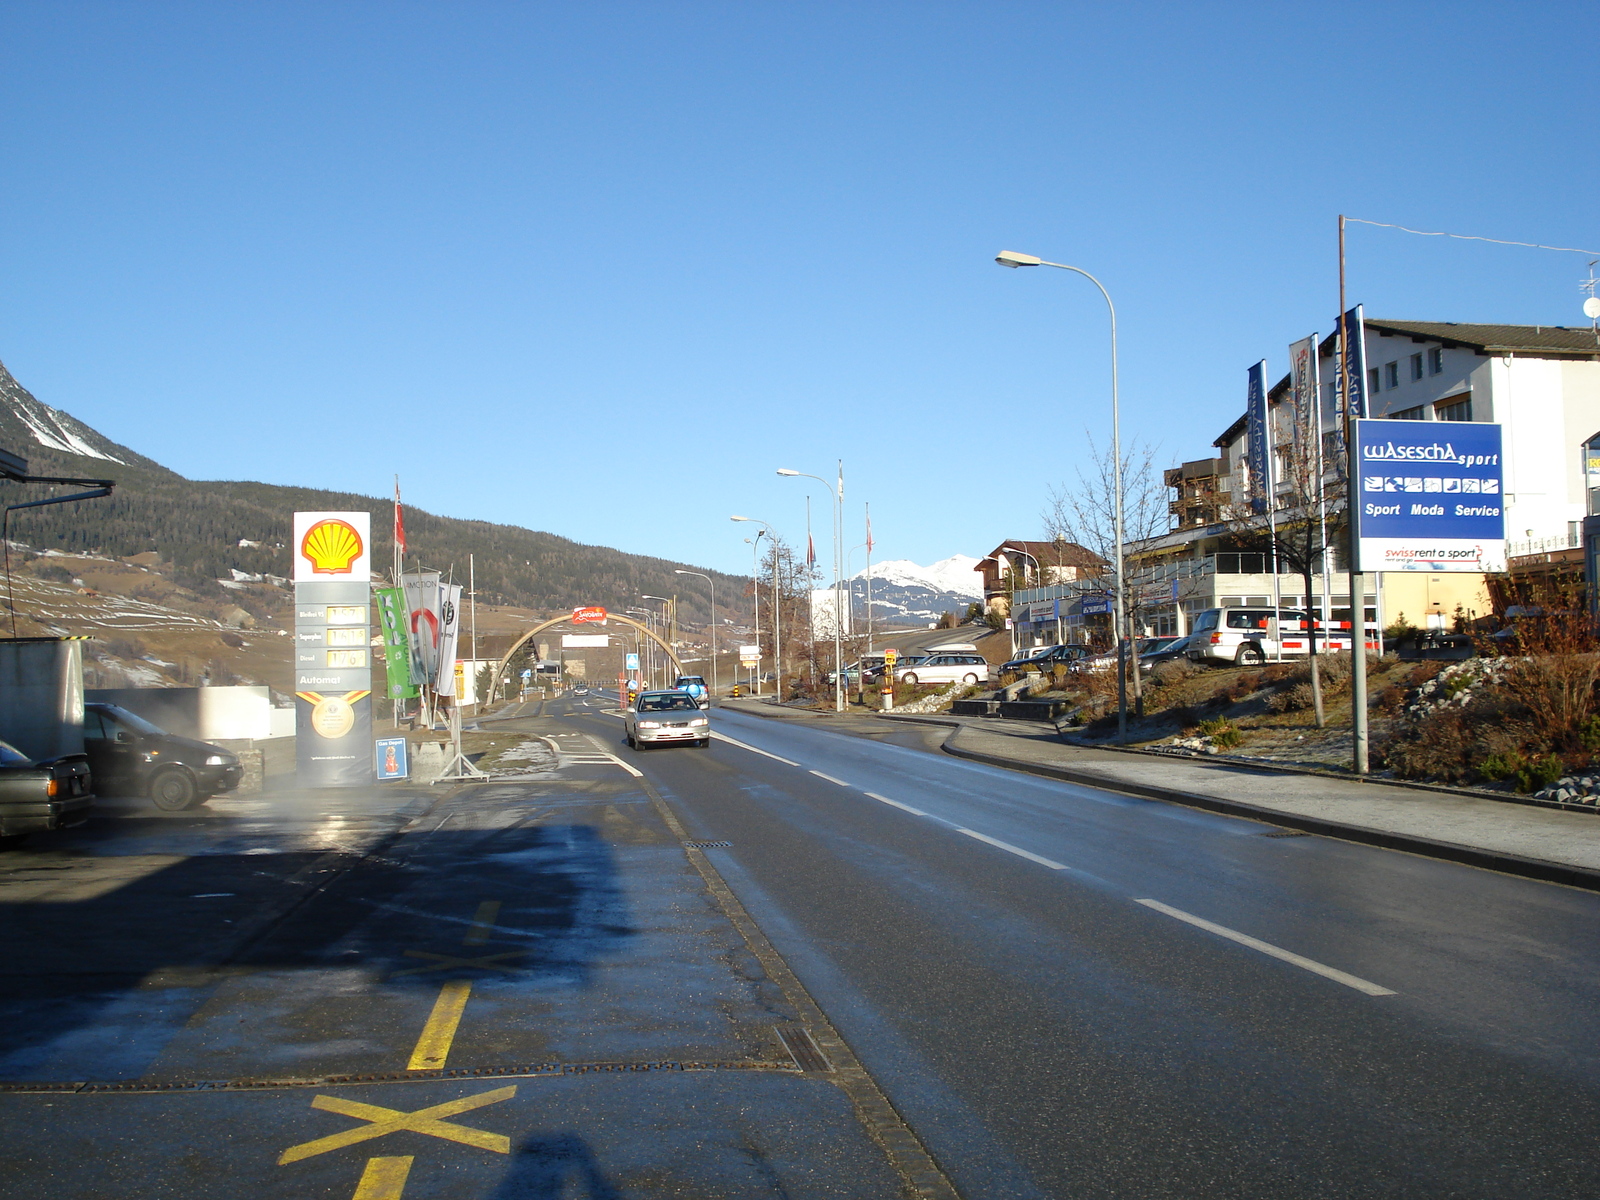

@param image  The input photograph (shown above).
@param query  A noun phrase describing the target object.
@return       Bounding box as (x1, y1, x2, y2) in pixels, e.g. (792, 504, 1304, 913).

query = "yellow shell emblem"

(309, 695, 356, 738)
(301, 519, 364, 575)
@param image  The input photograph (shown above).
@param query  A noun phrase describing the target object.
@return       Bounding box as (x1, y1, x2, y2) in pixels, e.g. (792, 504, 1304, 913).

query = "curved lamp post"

(674, 570, 717, 699)
(778, 466, 845, 713)
(732, 515, 780, 696)
(996, 250, 1127, 743)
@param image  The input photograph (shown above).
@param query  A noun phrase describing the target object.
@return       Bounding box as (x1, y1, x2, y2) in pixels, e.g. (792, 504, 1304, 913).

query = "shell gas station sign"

(292, 511, 373, 786)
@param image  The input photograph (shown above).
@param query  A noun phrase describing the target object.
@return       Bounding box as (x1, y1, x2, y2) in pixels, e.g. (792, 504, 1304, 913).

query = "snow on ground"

(853, 554, 981, 599)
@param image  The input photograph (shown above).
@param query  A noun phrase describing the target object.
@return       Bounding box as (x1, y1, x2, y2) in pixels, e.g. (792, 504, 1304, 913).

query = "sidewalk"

(718, 699, 1600, 891)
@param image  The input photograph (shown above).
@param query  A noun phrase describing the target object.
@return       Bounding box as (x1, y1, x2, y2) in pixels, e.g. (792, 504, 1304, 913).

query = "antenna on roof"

(1582, 261, 1600, 333)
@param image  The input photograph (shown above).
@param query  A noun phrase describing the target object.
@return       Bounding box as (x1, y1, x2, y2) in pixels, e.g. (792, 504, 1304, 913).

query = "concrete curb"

(940, 726, 1600, 894)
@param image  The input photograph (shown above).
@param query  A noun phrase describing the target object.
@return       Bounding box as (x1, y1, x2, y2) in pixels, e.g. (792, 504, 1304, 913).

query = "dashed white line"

(863, 792, 928, 816)
(710, 731, 800, 766)
(1133, 898, 1397, 996)
(581, 734, 645, 778)
(809, 770, 850, 787)
(954, 827, 1071, 871)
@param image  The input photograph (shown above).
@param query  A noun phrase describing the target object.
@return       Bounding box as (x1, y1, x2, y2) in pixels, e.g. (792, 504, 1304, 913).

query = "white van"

(1185, 607, 1370, 666)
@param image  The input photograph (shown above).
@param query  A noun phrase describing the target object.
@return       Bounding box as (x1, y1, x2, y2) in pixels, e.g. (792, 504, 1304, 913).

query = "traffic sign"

(625, 653, 640, 671)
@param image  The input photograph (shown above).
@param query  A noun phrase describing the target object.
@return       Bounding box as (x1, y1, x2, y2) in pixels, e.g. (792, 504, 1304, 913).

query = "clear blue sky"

(1, 2, 1594, 577)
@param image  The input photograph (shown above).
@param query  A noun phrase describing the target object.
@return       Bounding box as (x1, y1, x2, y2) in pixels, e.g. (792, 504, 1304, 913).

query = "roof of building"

(977, 540, 1107, 570)
(1364, 319, 1600, 357)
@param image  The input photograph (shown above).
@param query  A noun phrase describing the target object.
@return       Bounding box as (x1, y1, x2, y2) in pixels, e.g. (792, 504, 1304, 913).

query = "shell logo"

(300, 519, 365, 575)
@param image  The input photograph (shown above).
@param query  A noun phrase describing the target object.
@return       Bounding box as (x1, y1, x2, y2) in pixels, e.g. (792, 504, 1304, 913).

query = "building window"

(1428, 346, 1443, 375)
(1368, 367, 1381, 395)
(1436, 396, 1472, 422)
(1391, 405, 1426, 420)
(1385, 361, 1400, 389)
(1410, 353, 1424, 381)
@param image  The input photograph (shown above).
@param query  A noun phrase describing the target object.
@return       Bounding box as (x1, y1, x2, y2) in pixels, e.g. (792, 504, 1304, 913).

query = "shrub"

(1149, 659, 1196, 688)
(1502, 653, 1600, 751)
(33, 563, 73, 584)
(1516, 754, 1565, 793)
(1266, 683, 1316, 714)
(1197, 716, 1244, 749)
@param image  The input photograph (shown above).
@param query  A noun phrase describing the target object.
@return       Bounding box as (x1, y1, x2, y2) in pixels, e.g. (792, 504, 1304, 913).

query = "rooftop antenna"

(1582, 260, 1600, 343)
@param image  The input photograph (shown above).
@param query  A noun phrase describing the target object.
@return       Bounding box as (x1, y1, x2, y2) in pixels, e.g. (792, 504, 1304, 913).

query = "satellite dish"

(1584, 296, 1600, 320)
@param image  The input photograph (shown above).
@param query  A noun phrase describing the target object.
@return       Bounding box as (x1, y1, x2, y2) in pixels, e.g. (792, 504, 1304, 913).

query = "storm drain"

(774, 1024, 832, 1073)
(1260, 830, 1310, 838)
(683, 840, 732, 849)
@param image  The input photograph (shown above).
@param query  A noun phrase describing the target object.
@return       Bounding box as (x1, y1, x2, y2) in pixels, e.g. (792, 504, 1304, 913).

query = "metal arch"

(492, 613, 684, 693)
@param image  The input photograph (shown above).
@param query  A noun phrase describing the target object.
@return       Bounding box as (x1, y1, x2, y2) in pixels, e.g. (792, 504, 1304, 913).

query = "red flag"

(806, 532, 815, 568)
(393, 478, 407, 554)
(866, 513, 873, 554)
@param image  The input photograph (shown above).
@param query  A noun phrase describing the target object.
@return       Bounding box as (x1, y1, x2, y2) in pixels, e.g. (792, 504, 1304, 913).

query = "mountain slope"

(0, 360, 742, 622)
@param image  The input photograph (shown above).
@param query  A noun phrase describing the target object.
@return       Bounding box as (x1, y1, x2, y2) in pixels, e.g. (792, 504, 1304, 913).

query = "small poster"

(376, 737, 409, 781)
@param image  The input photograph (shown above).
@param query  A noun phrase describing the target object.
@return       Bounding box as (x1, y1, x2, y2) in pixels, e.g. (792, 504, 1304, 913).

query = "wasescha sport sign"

(1352, 419, 1505, 573)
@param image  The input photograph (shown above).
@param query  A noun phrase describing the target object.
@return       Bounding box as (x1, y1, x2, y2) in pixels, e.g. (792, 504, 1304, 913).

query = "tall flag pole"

(393, 475, 406, 585)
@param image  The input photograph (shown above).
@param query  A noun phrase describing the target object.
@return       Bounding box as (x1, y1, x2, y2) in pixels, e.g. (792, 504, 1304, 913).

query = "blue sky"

(1, 2, 1595, 577)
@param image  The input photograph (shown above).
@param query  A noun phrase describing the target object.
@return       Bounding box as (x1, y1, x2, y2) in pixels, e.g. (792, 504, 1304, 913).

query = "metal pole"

(834, 461, 844, 712)
(1340, 214, 1369, 774)
(748, 535, 762, 695)
(864, 502, 873, 702)
(675, 570, 717, 698)
(469, 553, 477, 712)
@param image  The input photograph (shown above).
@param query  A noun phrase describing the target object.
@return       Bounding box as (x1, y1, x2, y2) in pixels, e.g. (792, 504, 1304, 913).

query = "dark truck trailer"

(0, 638, 94, 835)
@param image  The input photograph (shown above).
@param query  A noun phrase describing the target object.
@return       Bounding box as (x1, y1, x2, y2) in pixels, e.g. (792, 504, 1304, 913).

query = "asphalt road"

(1, 690, 1596, 1199)
(564, 690, 1600, 1199)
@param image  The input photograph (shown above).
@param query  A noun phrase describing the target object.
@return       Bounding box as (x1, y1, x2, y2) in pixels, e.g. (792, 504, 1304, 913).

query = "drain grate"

(1261, 830, 1310, 838)
(683, 840, 732, 849)
(774, 1024, 832, 1073)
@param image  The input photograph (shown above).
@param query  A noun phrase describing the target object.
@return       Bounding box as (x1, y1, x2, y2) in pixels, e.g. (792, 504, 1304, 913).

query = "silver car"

(625, 690, 710, 749)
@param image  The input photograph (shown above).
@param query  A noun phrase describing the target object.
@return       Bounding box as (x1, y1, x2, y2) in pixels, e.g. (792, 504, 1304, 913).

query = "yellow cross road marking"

(463, 901, 501, 946)
(407, 979, 473, 1069)
(277, 1086, 517, 1164)
(389, 949, 529, 979)
(352, 1156, 414, 1199)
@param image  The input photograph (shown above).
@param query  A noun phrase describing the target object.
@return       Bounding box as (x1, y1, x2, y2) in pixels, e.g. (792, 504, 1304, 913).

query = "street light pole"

(743, 534, 764, 694)
(642, 595, 672, 689)
(674, 570, 717, 699)
(732, 516, 779, 697)
(778, 466, 846, 712)
(996, 250, 1127, 744)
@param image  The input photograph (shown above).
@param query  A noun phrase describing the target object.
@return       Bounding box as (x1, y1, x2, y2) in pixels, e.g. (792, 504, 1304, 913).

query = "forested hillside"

(0, 361, 742, 622)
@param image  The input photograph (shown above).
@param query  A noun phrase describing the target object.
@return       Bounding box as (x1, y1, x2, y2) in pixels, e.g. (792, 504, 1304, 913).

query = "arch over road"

(493, 611, 684, 696)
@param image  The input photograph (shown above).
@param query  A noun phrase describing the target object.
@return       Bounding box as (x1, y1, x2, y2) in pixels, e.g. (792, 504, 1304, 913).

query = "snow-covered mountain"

(852, 554, 982, 599)
(835, 554, 983, 628)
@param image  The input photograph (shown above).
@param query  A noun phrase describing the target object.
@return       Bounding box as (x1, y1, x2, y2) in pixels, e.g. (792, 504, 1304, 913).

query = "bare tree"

(1042, 435, 1168, 714)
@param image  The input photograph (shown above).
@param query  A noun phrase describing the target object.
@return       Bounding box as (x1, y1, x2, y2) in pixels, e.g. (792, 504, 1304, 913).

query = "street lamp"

(642, 594, 672, 689)
(743, 534, 764, 694)
(674, 570, 717, 699)
(778, 466, 846, 713)
(996, 250, 1128, 744)
(731, 515, 782, 699)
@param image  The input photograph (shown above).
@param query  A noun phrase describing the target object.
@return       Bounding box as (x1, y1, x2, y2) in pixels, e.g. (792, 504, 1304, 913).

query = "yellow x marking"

(388, 949, 529, 978)
(278, 1086, 518, 1165)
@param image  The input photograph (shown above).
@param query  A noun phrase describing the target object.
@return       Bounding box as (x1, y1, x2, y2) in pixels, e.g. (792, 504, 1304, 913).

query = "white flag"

(434, 584, 464, 697)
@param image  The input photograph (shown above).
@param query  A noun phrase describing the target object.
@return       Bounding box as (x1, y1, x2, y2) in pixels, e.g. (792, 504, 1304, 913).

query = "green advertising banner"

(374, 587, 418, 699)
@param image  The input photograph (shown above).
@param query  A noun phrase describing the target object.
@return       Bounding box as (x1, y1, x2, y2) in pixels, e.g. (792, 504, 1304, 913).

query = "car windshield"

(0, 739, 31, 766)
(100, 706, 167, 736)
(1137, 638, 1178, 654)
(638, 695, 700, 712)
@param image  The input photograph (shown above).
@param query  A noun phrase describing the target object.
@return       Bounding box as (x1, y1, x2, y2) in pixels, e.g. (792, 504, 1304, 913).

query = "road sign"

(520, 668, 532, 679)
(625, 653, 640, 671)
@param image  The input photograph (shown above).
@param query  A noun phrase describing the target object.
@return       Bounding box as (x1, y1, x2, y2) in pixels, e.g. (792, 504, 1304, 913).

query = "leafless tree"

(1042, 434, 1168, 713)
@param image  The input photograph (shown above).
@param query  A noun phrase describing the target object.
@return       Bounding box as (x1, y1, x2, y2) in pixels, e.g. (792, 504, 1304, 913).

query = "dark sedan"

(0, 738, 93, 837)
(84, 703, 242, 812)
(1001, 644, 1091, 675)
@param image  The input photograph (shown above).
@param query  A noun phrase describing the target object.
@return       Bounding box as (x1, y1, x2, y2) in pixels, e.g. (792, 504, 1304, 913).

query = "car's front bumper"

(635, 725, 708, 743)
(194, 764, 244, 794)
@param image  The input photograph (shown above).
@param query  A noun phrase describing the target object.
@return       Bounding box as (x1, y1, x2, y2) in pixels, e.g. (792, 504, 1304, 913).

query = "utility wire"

(1346, 217, 1600, 259)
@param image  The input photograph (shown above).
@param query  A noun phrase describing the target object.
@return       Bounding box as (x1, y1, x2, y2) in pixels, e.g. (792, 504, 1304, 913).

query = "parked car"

(1138, 635, 1196, 671)
(1076, 638, 1184, 675)
(626, 691, 710, 748)
(894, 652, 993, 687)
(673, 675, 710, 707)
(82, 703, 242, 812)
(0, 737, 93, 837)
(1000, 644, 1092, 675)
(1184, 607, 1360, 666)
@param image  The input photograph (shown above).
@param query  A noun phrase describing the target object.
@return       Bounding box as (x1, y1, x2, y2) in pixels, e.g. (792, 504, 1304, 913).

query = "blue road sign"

(625, 653, 640, 671)
(1353, 418, 1505, 572)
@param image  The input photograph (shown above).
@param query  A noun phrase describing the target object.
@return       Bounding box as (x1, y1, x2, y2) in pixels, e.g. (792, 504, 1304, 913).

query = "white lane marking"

(863, 792, 928, 817)
(810, 770, 850, 787)
(581, 734, 645, 778)
(954, 827, 1071, 871)
(710, 730, 800, 767)
(1133, 898, 1397, 996)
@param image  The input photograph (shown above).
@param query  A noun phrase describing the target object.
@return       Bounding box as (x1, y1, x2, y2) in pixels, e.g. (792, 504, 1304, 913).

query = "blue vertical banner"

(1340, 304, 1368, 420)
(1245, 360, 1272, 515)
(1353, 418, 1505, 572)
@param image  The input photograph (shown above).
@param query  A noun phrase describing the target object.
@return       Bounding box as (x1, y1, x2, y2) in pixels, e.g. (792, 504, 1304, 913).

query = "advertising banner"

(1245, 360, 1272, 515)
(376, 736, 409, 781)
(434, 584, 464, 697)
(374, 587, 416, 699)
(402, 571, 442, 685)
(293, 511, 373, 787)
(1340, 304, 1368, 420)
(561, 634, 609, 648)
(572, 606, 608, 624)
(1288, 335, 1319, 435)
(1353, 419, 1505, 572)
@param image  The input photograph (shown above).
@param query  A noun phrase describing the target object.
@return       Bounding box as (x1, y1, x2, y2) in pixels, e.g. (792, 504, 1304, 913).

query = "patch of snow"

(7, 391, 126, 464)
(230, 569, 264, 582)
(854, 555, 982, 599)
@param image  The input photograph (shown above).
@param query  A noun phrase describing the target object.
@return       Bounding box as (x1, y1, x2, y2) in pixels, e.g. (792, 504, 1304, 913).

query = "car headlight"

(637, 720, 661, 729)
(205, 754, 235, 766)
(690, 718, 708, 726)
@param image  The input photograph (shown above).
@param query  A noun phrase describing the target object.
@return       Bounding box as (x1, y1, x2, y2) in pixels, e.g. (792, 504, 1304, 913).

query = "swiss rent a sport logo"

(1352, 420, 1505, 573)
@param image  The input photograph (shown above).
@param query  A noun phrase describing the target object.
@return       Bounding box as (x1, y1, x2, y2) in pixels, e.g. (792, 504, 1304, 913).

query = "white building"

(1085, 319, 1600, 639)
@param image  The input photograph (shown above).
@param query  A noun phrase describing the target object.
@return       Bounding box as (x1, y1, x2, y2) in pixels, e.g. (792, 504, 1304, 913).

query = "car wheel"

(902, 673, 918, 686)
(962, 673, 980, 684)
(626, 735, 636, 748)
(1235, 644, 1265, 667)
(150, 767, 200, 812)
(697, 738, 710, 748)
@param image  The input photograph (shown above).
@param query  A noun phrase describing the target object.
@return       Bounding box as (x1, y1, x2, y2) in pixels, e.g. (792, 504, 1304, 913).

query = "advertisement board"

(1245, 360, 1272, 514)
(375, 737, 409, 781)
(561, 634, 609, 648)
(1352, 419, 1505, 572)
(294, 511, 373, 787)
